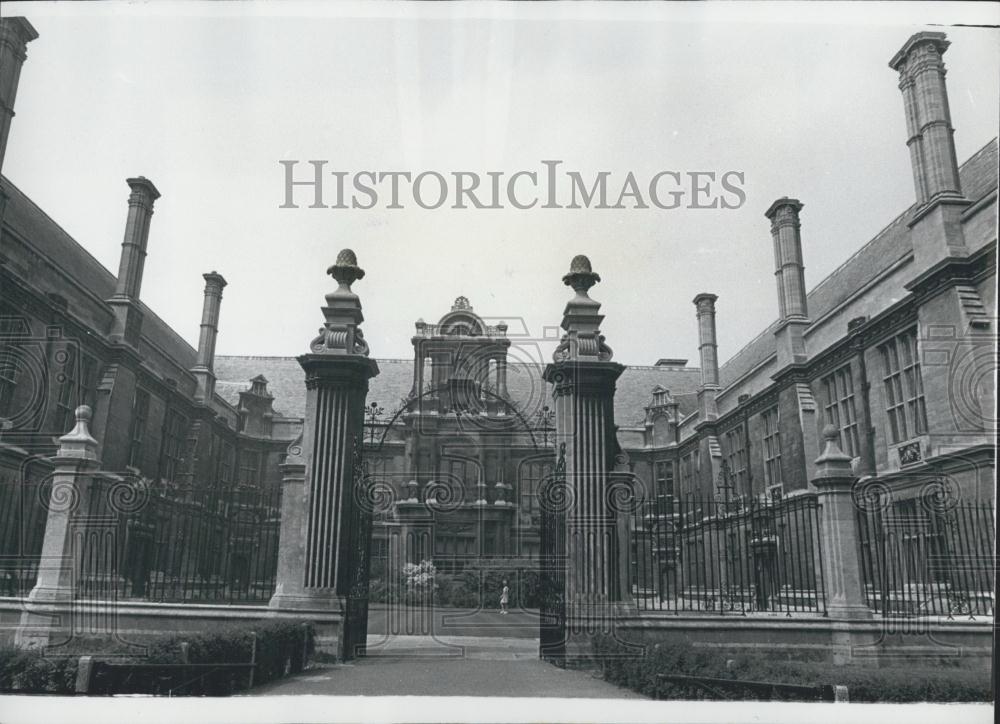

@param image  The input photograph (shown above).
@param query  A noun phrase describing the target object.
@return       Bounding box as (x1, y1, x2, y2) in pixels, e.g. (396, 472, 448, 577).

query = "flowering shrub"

(402, 560, 437, 598)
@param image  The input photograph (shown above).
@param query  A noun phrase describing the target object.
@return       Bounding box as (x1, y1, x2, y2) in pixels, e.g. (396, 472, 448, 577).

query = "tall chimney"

(107, 177, 160, 345)
(0, 17, 38, 176)
(889, 32, 969, 270)
(693, 293, 719, 387)
(766, 197, 810, 371)
(693, 293, 720, 421)
(890, 33, 964, 208)
(192, 271, 227, 402)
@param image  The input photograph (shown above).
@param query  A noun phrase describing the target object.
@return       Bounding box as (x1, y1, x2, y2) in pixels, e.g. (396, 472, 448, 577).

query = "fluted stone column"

(17, 406, 100, 648)
(766, 197, 811, 371)
(270, 250, 379, 634)
(192, 271, 227, 402)
(693, 293, 720, 422)
(890, 32, 970, 271)
(813, 426, 872, 620)
(543, 255, 625, 654)
(890, 33, 964, 209)
(0, 17, 38, 176)
(108, 177, 161, 346)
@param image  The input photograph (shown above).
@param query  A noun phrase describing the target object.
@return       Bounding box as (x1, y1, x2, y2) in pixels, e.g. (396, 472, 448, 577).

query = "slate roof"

(214, 356, 703, 427)
(717, 138, 998, 391)
(0, 176, 200, 370)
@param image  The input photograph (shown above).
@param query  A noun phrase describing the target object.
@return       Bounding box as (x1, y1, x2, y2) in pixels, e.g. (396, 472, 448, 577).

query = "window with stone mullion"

(762, 407, 782, 488)
(654, 460, 674, 503)
(823, 366, 860, 458)
(219, 442, 235, 486)
(240, 450, 261, 487)
(127, 388, 150, 469)
(724, 427, 747, 497)
(879, 329, 928, 443)
(160, 409, 188, 483)
(899, 331, 928, 435)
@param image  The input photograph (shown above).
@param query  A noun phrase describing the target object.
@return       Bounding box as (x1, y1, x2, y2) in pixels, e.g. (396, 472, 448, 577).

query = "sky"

(3, 2, 999, 368)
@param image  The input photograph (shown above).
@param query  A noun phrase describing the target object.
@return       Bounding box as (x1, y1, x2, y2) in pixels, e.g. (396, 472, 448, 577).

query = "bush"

(0, 619, 315, 695)
(0, 647, 78, 694)
(367, 558, 541, 609)
(591, 633, 992, 703)
(422, 565, 541, 609)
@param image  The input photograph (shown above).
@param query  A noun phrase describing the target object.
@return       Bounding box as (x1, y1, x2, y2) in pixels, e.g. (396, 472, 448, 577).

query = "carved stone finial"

(452, 296, 472, 312)
(58, 405, 99, 461)
(553, 255, 612, 362)
(310, 249, 370, 356)
(562, 254, 601, 295)
(814, 425, 854, 481)
(327, 248, 366, 291)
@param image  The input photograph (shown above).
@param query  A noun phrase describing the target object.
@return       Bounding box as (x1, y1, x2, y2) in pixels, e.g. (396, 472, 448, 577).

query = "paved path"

(250, 635, 644, 698)
(367, 604, 540, 639)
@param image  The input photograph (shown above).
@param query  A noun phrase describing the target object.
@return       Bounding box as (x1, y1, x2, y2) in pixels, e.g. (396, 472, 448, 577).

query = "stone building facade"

(212, 307, 702, 564)
(0, 20, 297, 500)
(619, 34, 996, 519)
(0, 20, 995, 577)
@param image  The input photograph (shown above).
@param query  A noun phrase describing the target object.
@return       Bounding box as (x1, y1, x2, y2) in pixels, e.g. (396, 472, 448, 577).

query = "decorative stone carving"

(552, 255, 614, 363)
(310, 248, 370, 356)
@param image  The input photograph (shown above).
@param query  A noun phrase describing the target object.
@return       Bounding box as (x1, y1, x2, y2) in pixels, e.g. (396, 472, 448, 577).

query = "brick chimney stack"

(766, 197, 810, 370)
(693, 293, 720, 421)
(889, 32, 970, 271)
(0, 17, 38, 176)
(192, 271, 227, 402)
(108, 177, 160, 345)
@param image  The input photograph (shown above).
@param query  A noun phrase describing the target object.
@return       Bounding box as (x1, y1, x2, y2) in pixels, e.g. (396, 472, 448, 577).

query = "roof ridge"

(717, 138, 998, 378)
(2, 175, 199, 359)
(806, 138, 997, 302)
(1, 176, 118, 287)
(215, 354, 705, 371)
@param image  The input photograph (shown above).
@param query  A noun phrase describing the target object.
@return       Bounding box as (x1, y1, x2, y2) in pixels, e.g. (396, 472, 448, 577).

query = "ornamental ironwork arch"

(364, 383, 544, 453)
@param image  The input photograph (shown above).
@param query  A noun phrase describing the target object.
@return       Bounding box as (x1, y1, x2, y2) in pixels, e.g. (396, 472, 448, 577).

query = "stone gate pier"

(270, 249, 379, 659)
(543, 255, 630, 662)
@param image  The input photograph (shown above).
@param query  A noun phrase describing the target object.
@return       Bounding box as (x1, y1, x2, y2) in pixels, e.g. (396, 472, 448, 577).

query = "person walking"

(500, 579, 510, 615)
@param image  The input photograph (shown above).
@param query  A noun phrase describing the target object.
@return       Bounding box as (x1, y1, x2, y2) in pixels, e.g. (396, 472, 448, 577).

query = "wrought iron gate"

(340, 436, 374, 660)
(538, 443, 567, 660)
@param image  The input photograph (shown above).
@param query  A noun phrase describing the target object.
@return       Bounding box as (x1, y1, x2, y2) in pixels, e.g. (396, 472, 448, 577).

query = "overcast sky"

(4, 2, 998, 368)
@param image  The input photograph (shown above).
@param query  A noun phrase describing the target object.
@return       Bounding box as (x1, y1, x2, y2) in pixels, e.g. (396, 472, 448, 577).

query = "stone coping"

(610, 612, 992, 631)
(0, 596, 341, 620)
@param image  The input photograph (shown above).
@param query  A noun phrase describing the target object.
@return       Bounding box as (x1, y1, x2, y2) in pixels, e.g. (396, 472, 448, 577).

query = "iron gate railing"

(81, 478, 282, 603)
(538, 443, 567, 658)
(628, 493, 826, 615)
(0, 474, 50, 597)
(856, 493, 995, 618)
(0, 475, 282, 603)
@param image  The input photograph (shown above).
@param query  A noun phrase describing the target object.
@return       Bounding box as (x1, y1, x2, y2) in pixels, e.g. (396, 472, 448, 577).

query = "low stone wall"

(0, 597, 342, 656)
(607, 612, 992, 668)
